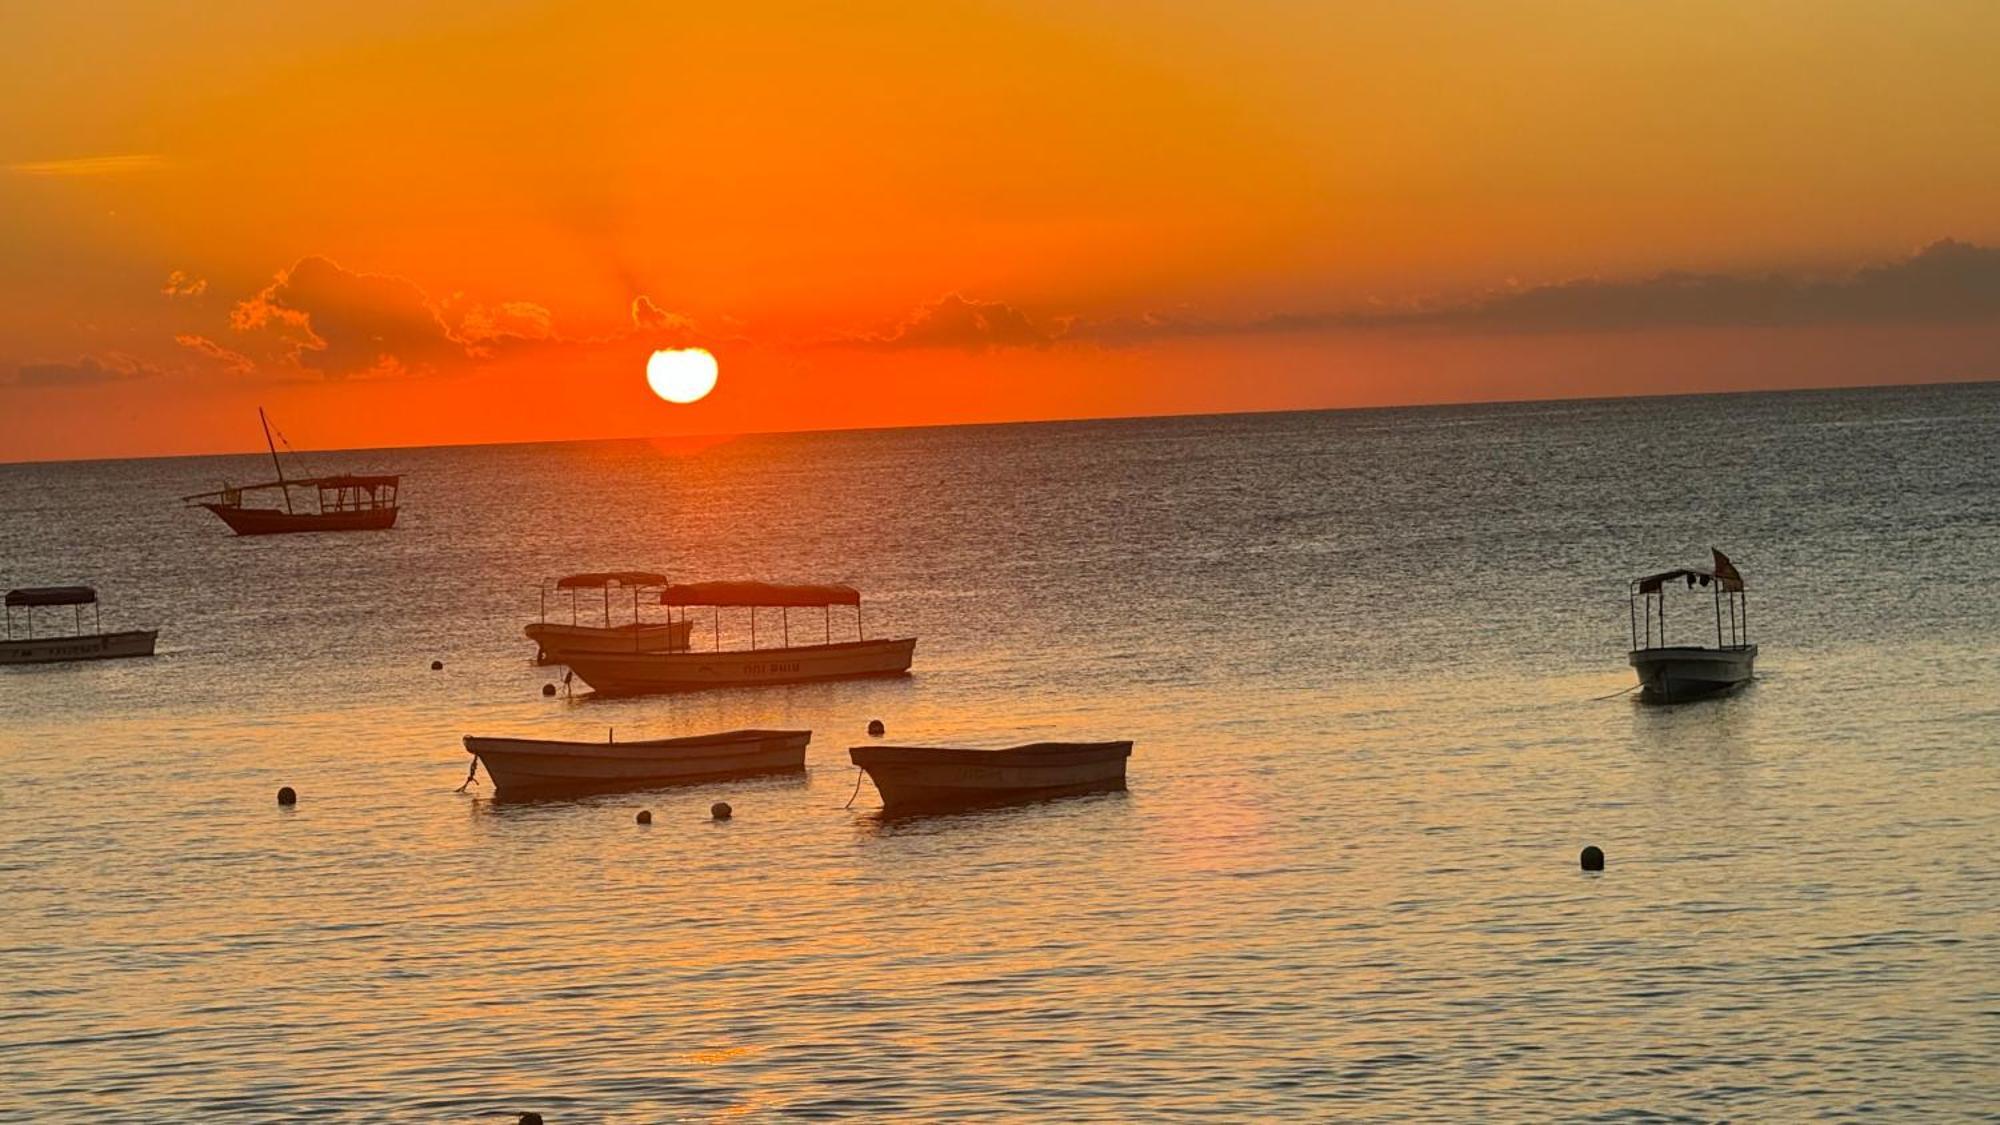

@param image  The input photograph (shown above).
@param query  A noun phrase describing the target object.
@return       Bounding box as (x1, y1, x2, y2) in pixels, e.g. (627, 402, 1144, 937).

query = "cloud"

(631, 295, 693, 332)
(449, 299, 556, 356)
(10, 354, 161, 387)
(211, 256, 705, 378)
(855, 240, 2000, 352)
(849, 293, 1060, 351)
(162, 270, 207, 298)
(175, 334, 256, 375)
(1374, 238, 2000, 334)
(230, 256, 467, 377)
(1077, 239, 2000, 345)
(7, 154, 170, 177)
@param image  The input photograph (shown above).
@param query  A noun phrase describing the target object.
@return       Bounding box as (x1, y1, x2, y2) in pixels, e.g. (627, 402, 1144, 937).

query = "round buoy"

(1580, 845, 1605, 871)
(636, 809, 652, 825)
(519, 1115, 544, 1125)
(711, 801, 732, 821)
(430, 660, 444, 671)
(276, 786, 297, 806)
(541, 683, 557, 697)
(867, 719, 885, 737)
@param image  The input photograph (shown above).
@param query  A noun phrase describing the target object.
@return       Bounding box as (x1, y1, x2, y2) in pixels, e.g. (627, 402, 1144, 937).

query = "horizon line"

(3, 374, 1994, 469)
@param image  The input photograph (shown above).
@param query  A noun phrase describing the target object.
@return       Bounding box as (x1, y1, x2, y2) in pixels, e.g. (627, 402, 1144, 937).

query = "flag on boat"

(1710, 548, 1743, 590)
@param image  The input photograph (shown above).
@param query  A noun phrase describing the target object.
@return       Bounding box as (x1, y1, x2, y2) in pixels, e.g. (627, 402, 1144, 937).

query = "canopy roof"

(660, 581, 861, 607)
(311, 474, 400, 489)
(181, 474, 399, 501)
(6, 585, 96, 607)
(556, 571, 670, 589)
(1633, 549, 1745, 594)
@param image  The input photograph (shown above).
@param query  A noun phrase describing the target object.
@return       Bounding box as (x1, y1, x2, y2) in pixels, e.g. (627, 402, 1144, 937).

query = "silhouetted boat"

(525, 571, 693, 664)
(181, 408, 400, 535)
(463, 728, 811, 793)
(2, 586, 157, 665)
(849, 740, 1132, 812)
(1628, 548, 1757, 703)
(556, 581, 916, 694)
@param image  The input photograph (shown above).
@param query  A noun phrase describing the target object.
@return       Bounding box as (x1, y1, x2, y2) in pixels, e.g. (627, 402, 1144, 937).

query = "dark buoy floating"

(276, 786, 297, 806)
(867, 719, 885, 737)
(519, 1115, 544, 1125)
(1580, 845, 1605, 871)
(636, 809, 652, 825)
(430, 659, 444, 671)
(541, 683, 557, 697)
(711, 801, 732, 821)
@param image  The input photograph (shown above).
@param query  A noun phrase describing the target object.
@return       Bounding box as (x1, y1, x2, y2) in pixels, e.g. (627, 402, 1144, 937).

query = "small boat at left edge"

(2, 585, 158, 665)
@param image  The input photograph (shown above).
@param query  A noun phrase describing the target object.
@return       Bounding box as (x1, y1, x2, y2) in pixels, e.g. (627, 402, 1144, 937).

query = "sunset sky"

(5, 1, 1999, 462)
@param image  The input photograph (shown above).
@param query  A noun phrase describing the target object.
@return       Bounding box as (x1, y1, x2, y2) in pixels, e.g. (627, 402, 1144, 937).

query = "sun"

(645, 348, 719, 404)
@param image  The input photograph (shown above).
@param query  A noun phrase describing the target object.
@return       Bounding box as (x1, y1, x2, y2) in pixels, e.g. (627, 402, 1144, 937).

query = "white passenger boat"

(2, 586, 158, 666)
(557, 581, 916, 695)
(463, 728, 812, 793)
(525, 571, 691, 664)
(849, 740, 1132, 812)
(1628, 548, 1758, 703)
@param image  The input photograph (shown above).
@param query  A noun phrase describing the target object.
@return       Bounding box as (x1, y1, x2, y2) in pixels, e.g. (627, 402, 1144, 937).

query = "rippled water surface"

(4, 385, 1999, 1120)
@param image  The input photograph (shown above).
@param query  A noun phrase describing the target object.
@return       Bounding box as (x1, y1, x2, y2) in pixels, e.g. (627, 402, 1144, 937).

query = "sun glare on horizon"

(646, 348, 719, 404)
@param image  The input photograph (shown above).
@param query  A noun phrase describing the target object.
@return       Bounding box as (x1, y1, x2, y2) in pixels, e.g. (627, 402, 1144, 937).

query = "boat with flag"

(2, 586, 158, 665)
(181, 408, 400, 535)
(1627, 548, 1757, 703)
(554, 581, 916, 694)
(526, 571, 693, 664)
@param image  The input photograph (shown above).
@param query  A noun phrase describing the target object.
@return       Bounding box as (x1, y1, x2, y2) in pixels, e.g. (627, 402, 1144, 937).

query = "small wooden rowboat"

(463, 728, 811, 794)
(849, 740, 1132, 812)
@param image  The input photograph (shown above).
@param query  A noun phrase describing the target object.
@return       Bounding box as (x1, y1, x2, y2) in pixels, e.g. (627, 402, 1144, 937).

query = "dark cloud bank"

(854, 239, 2000, 351)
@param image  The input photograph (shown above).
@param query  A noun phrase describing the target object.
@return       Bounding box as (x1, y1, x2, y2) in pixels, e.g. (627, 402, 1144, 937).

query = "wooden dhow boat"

(182, 408, 400, 535)
(525, 571, 693, 664)
(2, 586, 157, 665)
(1628, 548, 1757, 704)
(463, 728, 812, 794)
(556, 581, 915, 695)
(849, 740, 1132, 812)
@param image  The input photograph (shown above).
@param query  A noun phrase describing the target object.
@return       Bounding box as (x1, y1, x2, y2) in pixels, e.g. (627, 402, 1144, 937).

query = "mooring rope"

(1589, 682, 1643, 702)
(454, 756, 480, 793)
(842, 767, 865, 810)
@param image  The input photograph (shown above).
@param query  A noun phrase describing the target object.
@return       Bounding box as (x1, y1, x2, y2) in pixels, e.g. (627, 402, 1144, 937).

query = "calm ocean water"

(3, 384, 1998, 1121)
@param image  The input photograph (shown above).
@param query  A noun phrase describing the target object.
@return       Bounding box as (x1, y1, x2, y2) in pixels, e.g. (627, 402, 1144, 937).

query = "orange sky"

(4, 1, 1999, 462)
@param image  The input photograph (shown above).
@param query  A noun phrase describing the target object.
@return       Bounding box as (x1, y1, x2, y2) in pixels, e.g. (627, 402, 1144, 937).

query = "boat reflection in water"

(1627, 548, 1758, 704)
(462, 728, 812, 797)
(850, 740, 1133, 814)
(557, 581, 915, 695)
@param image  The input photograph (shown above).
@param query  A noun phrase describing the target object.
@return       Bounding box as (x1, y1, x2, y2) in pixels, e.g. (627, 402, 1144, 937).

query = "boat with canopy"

(181, 408, 400, 535)
(554, 581, 916, 694)
(2, 586, 158, 665)
(1628, 548, 1757, 703)
(525, 571, 693, 664)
